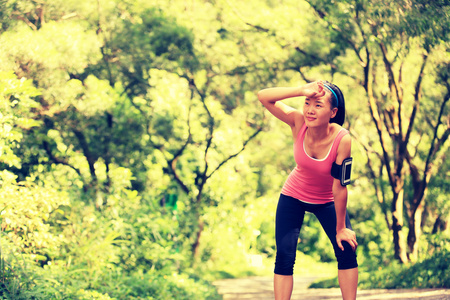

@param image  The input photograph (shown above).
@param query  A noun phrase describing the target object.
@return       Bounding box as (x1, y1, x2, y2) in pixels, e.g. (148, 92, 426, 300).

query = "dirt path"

(212, 277, 450, 300)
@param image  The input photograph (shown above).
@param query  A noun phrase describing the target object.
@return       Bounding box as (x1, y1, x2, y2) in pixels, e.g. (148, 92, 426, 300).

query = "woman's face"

(303, 92, 337, 127)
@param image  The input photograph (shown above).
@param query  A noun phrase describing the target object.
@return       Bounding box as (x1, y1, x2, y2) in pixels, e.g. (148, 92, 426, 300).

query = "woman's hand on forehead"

(301, 80, 326, 99)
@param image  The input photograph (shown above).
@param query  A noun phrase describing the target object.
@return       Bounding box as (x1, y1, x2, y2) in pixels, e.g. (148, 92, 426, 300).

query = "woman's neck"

(307, 124, 333, 141)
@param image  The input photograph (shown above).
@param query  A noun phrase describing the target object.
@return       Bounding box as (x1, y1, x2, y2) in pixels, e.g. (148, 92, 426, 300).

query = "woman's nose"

(306, 106, 315, 114)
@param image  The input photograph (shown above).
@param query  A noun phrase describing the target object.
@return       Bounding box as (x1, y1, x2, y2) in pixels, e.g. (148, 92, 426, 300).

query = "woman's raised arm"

(257, 82, 325, 130)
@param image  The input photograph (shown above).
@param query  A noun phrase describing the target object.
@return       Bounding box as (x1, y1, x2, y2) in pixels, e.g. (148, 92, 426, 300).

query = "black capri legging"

(274, 194, 358, 276)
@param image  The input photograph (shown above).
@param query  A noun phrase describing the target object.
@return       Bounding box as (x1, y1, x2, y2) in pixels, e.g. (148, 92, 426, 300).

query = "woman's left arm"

(333, 134, 358, 251)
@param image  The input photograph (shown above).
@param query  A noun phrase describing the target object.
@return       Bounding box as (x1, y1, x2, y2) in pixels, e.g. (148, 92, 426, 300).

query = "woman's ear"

(331, 107, 338, 119)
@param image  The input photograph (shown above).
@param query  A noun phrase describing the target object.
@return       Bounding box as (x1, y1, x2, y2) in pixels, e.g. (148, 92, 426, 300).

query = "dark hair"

(324, 80, 345, 126)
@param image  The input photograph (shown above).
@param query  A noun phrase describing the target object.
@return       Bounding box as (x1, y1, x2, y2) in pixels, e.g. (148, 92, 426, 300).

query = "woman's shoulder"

(330, 123, 344, 131)
(293, 110, 305, 124)
(336, 129, 351, 157)
(291, 111, 306, 138)
(332, 123, 351, 148)
(330, 123, 350, 137)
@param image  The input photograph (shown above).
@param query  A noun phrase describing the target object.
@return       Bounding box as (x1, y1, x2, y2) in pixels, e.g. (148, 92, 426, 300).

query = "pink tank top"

(281, 123, 348, 204)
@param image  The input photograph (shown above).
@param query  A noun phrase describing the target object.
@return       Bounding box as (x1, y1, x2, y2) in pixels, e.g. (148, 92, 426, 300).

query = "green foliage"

(360, 247, 450, 289)
(310, 247, 450, 289)
(0, 174, 221, 299)
(401, 0, 450, 48)
(309, 276, 339, 289)
(0, 0, 449, 298)
(108, 271, 221, 300)
(297, 214, 335, 262)
(0, 71, 41, 168)
(0, 253, 220, 300)
(0, 170, 69, 262)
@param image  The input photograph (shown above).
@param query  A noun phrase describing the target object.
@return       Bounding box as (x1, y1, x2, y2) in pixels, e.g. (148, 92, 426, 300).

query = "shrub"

(0, 171, 69, 265)
(359, 248, 450, 289)
(310, 248, 450, 289)
(100, 271, 222, 300)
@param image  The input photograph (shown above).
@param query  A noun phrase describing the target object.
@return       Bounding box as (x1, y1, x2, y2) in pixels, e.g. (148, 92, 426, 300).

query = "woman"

(257, 80, 358, 300)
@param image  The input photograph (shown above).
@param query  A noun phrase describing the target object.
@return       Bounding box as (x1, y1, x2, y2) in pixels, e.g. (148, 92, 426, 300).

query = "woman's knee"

(274, 251, 296, 275)
(335, 241, 358, 270)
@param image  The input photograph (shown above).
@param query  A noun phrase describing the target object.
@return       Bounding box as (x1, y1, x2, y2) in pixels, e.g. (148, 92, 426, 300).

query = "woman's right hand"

(300, 81, 326, 99)
(336, 228, 358, 252)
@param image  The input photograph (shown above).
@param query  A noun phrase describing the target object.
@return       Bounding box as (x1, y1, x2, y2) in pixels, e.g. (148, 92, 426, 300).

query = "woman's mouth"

(306, 117, 316, 121)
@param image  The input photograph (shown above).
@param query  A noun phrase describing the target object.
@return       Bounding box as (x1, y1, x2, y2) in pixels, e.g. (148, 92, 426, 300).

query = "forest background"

(0, 0, 449, 299)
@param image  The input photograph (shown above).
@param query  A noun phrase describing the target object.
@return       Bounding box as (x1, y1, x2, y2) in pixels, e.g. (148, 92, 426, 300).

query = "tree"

(1, 0, 265, 265)
(4, 0, 448, 275)
(301, 0, 450, 262)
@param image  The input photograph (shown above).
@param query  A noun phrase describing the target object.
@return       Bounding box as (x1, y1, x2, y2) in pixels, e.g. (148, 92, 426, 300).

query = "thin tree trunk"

(432, 214, 450, 234)
(192, 217, 204, 264)
(392, 188, 408, 263)
(407, 199, 425, 261)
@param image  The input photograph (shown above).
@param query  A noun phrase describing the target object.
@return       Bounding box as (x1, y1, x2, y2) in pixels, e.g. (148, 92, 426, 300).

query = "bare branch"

(12, 13, 37, 30)
(223, 0, 270, 33)
(383, 108, 396, 138)
(73, 129, 97, 183)
(404, 92, 450, 210)
(294, 47, 338, 70)
(207, 127, 263, 180)
(367, 87, 395, 188)
(298, 68, 314, 83)
(350, 129, 391, 229)
(378, 41, 402, 136)
(167, 154, 190, 195)
(42, 140, 82, 178)
(404, 54, 428, 148)
(423, 92, 450, 179)
(165, 90, 194, 195)
(306, 1, 365, 65)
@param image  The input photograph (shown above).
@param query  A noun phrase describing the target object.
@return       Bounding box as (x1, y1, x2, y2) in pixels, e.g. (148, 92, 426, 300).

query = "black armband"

(331, 157, 353, 186)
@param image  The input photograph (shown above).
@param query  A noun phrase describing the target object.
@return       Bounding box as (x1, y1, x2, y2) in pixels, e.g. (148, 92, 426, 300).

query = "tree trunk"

(407, 200, 425, 261)
(405, 168, 428, 261)
(191, 216, 204, 266)
(432, 214, 450, 234)
(391, 187, 408, 263)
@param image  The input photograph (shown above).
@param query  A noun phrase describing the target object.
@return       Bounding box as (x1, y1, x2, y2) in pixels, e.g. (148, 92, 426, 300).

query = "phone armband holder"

(331, 157, 353, 186)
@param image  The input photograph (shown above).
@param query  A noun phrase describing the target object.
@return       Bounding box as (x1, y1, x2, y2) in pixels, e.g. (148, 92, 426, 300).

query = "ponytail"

(324, 81, 345, 126)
